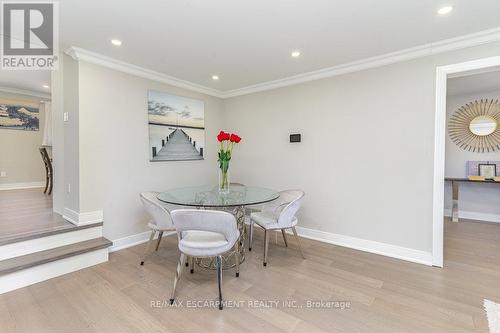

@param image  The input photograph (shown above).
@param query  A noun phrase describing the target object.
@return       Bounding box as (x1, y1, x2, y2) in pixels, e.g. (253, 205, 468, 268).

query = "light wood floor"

(0, 188, 73, 244)
(1, 217, 499, 332)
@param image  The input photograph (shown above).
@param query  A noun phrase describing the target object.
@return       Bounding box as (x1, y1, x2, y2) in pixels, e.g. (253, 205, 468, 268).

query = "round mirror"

(469, 115, 498, 136)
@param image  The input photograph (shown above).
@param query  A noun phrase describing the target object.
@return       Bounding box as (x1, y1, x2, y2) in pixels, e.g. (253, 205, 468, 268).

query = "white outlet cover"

(0, 171, 6, 177)
(63, 112, 69, 122)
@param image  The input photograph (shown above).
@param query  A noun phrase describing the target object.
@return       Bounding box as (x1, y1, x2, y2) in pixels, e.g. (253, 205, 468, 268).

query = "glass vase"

(219, 160, 230, 194)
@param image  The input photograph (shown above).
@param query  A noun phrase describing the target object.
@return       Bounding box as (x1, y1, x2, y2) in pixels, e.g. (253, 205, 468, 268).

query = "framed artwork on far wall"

(0, 98, 40, 131)
(147, 90, 205, 161)
(479, 164, 497, 179)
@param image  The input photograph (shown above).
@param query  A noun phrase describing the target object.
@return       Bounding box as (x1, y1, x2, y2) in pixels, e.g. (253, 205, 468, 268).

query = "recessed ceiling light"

(111, 39, 122, 46)
(291, 51, 301, 58)
(212, 75, 219, 80)
(438, 6, 453, 15)
(42, 84, 50, 89)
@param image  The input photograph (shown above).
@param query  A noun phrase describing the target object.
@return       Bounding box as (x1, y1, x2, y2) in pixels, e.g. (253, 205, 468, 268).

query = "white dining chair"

(248, 189, 305, 266)
(169, 209, 240, 310)
(139, 191, 177, 266)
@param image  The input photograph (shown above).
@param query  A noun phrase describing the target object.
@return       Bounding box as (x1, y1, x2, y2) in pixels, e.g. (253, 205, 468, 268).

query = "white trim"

(433, 55, 500, 268)
(113, 226, 432, 265)
(63, 208, 104, 226)
(222, 27, 500, 97)
(0, 86, 51, 100)
(292, 226, 433, 266)
(109, 230, 176, 253)
(0, 249, 108, 295)
(65, 47, 222, 98)
(64, 27, 500, 99)
(0, 181, 45, 190)
(0, 226, 103, 261)
(444, 209, 500, 224)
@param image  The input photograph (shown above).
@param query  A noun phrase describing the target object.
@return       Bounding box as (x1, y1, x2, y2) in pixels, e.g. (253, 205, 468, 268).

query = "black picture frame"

(478, 164, 497, 179)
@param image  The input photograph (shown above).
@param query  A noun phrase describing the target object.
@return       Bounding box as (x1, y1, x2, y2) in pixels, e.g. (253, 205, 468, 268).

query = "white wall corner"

(63, 207, 104, 226)
(292, 226, 433, 266)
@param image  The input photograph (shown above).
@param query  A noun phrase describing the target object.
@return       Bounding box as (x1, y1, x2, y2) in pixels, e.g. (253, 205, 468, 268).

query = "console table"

(445, 178, 500, 222)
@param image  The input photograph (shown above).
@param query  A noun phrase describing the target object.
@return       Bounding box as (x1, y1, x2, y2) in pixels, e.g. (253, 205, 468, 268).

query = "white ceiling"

(0, 70, 51, 96)
(59, 0, 500, 92)
(448, 68, 500, 96)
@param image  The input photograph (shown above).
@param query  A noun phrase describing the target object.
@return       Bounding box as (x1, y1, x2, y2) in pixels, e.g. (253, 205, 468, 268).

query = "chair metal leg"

(155, 231, 164, 251)
(263, 229, 269, 267)
(292, 226, 305, 259)
(281, 229, 289, 247)
(48, 173, 53, 195)
(189, 256, 194, 274)
(235, 240, 240, 277)
(140, 230, 156, 265)
(170, 253, 186, 304)
(216, 255, 223, 310)
(43, 169, 49, 194)
(248, 220, 254, 251)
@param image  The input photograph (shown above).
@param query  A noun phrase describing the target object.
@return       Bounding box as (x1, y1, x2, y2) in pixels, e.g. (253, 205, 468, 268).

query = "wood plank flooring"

(0, 188, 74, 244)
(1, 217, 499, 332)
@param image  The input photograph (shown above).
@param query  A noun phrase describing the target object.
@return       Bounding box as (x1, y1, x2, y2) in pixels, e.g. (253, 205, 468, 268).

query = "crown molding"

(0, 86, 51, 100)
(220, 26, 500, 98)
(65, 26, 500, 99)
(64, 46, 223, 98)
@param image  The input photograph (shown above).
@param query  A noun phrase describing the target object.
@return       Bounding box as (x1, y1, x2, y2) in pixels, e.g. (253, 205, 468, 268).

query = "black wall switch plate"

(290, 134, 301, 143)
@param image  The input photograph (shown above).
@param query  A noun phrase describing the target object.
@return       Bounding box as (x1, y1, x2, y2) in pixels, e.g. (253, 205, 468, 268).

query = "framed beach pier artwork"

(148, 91, 205, 161)
(0, 98, 40, 131)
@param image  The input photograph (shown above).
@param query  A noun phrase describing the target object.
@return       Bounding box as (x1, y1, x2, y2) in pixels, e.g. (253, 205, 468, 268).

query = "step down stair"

(0, 237, 112, 294)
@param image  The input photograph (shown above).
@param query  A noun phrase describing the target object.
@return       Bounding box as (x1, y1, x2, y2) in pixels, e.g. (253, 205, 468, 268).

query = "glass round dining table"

(157, 184, 280, 269)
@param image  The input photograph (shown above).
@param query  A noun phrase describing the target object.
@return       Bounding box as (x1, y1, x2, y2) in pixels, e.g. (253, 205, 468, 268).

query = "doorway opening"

(0, 72, 73, 244)
(433, 56, 500, 267)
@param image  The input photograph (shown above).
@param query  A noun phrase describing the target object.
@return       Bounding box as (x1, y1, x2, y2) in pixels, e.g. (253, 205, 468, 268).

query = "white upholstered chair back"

(140, 191, 175, 230)
(170, 209, 239, 246)
(262, 189, 304, 228)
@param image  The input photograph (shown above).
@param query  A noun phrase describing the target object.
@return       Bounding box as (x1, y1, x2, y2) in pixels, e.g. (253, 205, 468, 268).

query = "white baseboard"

(0, 226, 103, 261)
(292, 226, 433, 266)
(109, 226, 432, 266)
(109, 230, 176, 253)
(444, 209, 500, 223)
(0, 249, 108, 295)
(0, 181, 45, 190)
(63, 208, 104, 226)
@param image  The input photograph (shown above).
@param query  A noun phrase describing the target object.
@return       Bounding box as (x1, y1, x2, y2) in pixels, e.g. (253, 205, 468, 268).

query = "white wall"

(223, 41, 500, 257)
(63, 55, 81, 213)
(444, 90, 500, 220)
(0, 92, 45, 187)
(76, 62, 224, 240)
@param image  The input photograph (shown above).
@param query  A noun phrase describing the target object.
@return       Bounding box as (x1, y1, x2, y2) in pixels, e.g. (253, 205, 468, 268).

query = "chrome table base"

(195, 205, 246, 270)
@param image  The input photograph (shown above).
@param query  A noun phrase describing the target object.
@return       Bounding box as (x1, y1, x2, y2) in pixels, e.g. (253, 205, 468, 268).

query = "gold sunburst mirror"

(448, 99, 500, 152)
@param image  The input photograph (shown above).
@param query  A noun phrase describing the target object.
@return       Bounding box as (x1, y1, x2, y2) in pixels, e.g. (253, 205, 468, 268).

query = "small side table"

(445, 178, 500, 222)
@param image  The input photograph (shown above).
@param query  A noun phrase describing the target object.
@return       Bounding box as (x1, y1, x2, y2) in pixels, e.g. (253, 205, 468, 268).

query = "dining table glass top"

(157, 184, 279, 207)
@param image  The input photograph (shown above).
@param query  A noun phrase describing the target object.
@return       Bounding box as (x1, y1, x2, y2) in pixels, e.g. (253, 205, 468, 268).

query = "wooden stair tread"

(0, 237, 112, 276)
(0, 222, 104, 246)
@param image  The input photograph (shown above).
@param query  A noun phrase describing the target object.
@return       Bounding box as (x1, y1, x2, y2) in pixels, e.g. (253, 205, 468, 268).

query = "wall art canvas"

(0, 98, 40, 131)
(148, 91, 205, 161)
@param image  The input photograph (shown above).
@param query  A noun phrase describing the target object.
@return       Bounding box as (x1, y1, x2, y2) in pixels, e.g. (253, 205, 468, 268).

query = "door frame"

(432, 56, 500, 267)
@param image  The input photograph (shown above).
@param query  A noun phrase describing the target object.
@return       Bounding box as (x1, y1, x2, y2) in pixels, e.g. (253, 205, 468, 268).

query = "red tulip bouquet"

(217, 130, 242, 193)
